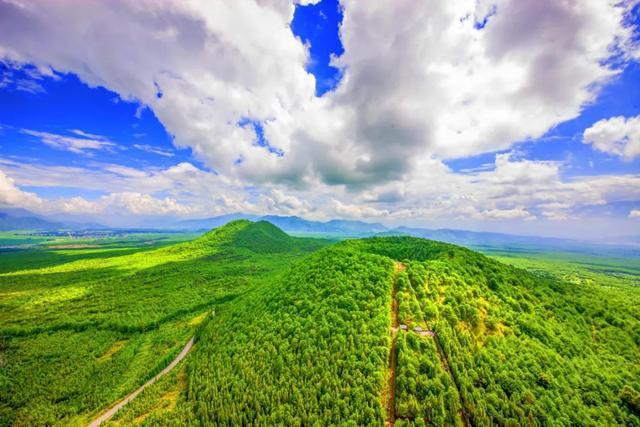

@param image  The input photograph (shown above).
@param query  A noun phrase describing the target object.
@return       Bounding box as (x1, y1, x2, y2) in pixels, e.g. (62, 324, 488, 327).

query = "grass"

(486, 248, 640, 290)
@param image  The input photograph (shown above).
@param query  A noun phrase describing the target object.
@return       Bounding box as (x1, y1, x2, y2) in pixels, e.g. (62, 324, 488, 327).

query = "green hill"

(229, 220, 296, 253)
(0, 221, 327, 426)
(1, 223, 638, 426)
(349, 237, 640, 426)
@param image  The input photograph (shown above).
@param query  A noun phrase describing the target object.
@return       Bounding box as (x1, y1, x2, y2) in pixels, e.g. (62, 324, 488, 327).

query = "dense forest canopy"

(0, 221, 638, 426)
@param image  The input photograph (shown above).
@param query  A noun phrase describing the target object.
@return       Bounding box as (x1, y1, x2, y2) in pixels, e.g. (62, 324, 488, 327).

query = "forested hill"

(1, 221, 638, 426)
(116, 226, 639, 426)
(0, 220, 327, 426)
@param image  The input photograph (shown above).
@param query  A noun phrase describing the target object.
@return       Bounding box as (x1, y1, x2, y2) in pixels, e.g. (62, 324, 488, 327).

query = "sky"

(0, 0, 639, 238)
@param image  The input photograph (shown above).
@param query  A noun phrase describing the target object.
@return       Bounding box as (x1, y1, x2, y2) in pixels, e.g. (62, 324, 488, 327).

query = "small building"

(414, 326, 437, 337)
(399, 324, 408, 331)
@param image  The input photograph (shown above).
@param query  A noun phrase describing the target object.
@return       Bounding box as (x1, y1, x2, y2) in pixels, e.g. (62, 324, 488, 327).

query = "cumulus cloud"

(476, 208, 534, 221)
(0, 169, 45, 211)
(322, 0, 633, 180)
(583, 115, 640, 160)
(2, 149, 640, 229)
(630, 209, 640, 218)
(541, 210, 569, 221)
(0, 0, 637, 189)
(329, 199, 390, 219)
(259, 189, 310, 215)
(0, 0, 315, 180)
(92, 192, 193, 215)
(0, 0, 639, 231)
(345, 152, 640, 223)
(0, 168, 191, 216)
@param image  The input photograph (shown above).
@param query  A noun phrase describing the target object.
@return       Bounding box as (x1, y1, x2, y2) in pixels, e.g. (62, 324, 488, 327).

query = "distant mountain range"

(175, 213, 388, 236)
(174, 213, 639, 253)
(0, 207, 105, 231)
(1, 207, 637, 252)
(0, 212, 61, 231)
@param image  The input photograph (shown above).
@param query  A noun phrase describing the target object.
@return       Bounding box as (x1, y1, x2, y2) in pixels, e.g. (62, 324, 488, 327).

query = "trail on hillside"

(431, 333, 471, 427)
(384, 262, 404, 427)
(88, 337, 194, 427)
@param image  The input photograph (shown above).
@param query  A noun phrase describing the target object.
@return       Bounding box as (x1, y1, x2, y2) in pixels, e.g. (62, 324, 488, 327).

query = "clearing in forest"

(429, 330, 471, 427)
(384, 262, 404, 426)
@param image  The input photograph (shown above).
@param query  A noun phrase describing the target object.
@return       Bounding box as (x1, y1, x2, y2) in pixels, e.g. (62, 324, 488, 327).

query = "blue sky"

(291, 0, 344, 96)
(446, 60, 640, 176)
(0, 0, 639, 238)
(1, 64, 194, 173)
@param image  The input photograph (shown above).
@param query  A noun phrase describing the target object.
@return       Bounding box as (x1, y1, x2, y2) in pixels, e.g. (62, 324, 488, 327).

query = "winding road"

(88, 337, 194, 427)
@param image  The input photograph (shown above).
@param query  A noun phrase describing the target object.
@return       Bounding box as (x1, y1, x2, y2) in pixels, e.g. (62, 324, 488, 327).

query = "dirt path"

(88, 337, 194, 427)
(430, 334, 471, 427)
(384, 262, 404, 427)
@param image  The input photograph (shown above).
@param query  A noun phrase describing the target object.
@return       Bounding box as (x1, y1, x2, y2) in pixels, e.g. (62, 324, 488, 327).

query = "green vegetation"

(351, 237, 640, 426)
(487, 247, 640, 290)
(1, 223, 638, 426)
(160, 245, 394, 425)
(0, 230, 198, 249)
(0, 221, 326, 426)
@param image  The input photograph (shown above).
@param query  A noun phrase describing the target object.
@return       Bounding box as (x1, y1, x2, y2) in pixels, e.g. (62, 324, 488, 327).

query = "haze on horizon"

(1, 0, 640, 239)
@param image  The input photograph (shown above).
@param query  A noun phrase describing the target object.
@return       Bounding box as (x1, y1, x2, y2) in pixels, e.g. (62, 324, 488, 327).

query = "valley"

(0, 221, 639, 426)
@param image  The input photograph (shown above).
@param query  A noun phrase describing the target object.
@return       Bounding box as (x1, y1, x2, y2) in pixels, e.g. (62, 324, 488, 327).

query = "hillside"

(109, 233, 639, 426)
(0, 208, 106, 231)
(174, 213, 638, 252)
(0, 221, 327, 426)
(176, 214, 388, 236)
(350, 237, 640, 425)
(0, 212, 62, 231)
(1, 223, 638, 426)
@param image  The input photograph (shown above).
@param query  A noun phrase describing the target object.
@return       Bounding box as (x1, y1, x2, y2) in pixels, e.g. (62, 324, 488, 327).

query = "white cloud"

(0, 0, 636, 189)
(0, 61, 48, 93)
(133, 144, 174, 157)
(0, 0, 639, 234)
(94, 192, 193, 215)
(0, 0, 314, 180)
(541, 210, 569, 221)
(22, 129, 115, 154)
(0, 167, 192, 216)
(630, 209, 640, 218)
(583, 115, 640, 160)
(259, 189, 310, 214)
(329, 199, 390, 219)
(2, 151, 640, 233)
(68, 129, 106, 139)
(477, 208, 536, 221)
(0, 169, 45, 211)
(349, 152, 640, 223)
